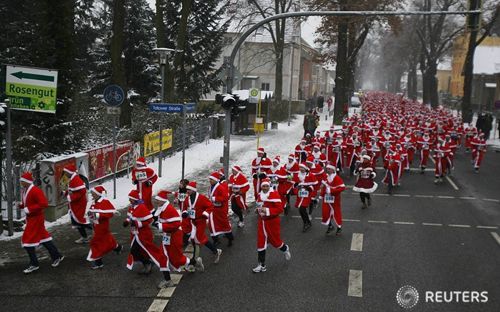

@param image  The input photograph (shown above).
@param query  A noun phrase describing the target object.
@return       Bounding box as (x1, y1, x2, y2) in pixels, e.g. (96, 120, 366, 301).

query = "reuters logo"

(396, 285, 420, 309)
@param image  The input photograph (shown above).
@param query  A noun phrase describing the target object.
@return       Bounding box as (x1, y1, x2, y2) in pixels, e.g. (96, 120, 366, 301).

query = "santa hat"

(299, 163, 308, 170)
(136, 157, 146, 167)
(63, 164, 77, 175)
(362, 155, 371, 161)
(300, 139, 306, 144)
(288, 154, 295, 160)
(91, 185, 107, 197)
(257, 147, 265, 154)
(20, 172, 34, 184)
(305, 133, 311, 137)
(232, 165, 242, 173)
(155, 190, 170, 202)
(313, 144, 321, 150)
(260, 178, 271, 187)
(209, 172, 221, 182)
(306, 156, 315, 164)
(326, 163, 336, 170)
(273, 156, 280, 164)
(186, 181, 197, 192)
(219, 168, 225, 175)
(128, 190, 141, 201)
(329, 126, 335, 131)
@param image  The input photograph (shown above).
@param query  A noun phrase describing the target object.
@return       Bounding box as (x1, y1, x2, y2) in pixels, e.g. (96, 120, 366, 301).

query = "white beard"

(327, 173, 336, 183)
(298, 171, 306, 181)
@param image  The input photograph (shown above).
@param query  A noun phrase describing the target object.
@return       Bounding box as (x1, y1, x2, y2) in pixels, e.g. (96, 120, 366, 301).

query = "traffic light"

(215, 93, 248, 116)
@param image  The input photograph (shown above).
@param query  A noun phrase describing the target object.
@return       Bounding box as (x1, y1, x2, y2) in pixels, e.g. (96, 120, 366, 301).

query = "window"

(261, 83, 270, 91)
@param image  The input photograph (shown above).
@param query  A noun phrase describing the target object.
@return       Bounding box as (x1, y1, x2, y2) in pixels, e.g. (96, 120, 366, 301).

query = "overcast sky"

(145, 0, 320, 47)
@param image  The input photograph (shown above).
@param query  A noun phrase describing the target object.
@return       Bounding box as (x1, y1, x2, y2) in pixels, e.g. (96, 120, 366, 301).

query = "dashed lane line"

(490, 232, 500, 246)
(422, 223, 443, 226)
(393, 194, 411, 197)
(459, 197, 476, 200)
(477, 225, 498, 229)
(372, 194, 389, 197)
(345, 192, 500, 202)
(147, 299, 169, 312)
(483, 198, 500, 203)
(347, 270, 363, 297)
(147, 271, 184, 312)
(437, 195, 455, 199)
(415, 195, 434, 198)
(448, 224, 471, 228)
(350, 233, 363, 252)
(445, 176, 459, 191)
(344, 218, 361, 222)
(393, 221, 415, 225)
(367, 220, 388, 224)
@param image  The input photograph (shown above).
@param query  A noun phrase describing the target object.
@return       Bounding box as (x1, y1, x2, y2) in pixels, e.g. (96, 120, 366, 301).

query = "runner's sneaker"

(139, 263, 152, 275)
(195, 257, 204, 272)
(237, 221, 245, 228)
(51, 256, 64, 268)
(74, 237, 89, 244)
(336, 227, 342, 236)
(113, 244, 123, 255)
(91, 262, 104, 270)
(284, 246, 291, 261)
(23, 265, 39, 274)
(214, 249, 222, 264)
(326, 224, 334, 234)
(252, 264, 267, 273)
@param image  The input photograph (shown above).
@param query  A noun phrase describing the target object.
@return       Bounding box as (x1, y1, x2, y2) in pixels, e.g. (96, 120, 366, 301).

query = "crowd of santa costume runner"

(16, 91, 489, 288)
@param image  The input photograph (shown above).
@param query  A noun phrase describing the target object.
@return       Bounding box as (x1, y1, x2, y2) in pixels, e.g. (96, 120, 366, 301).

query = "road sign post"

(103, 85, 124, 199)
(6, 65, 58, 114)
(4, 99, 14, 236)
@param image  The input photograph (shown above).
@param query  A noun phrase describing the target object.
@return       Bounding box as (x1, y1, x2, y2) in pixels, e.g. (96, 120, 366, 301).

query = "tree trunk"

(463, 31, 479, 124)
(111, 0, 129, 127)
(407, 61, 418, 100)
(334, 16, 349, 125)
(427, 63, 439, 108)
(274, 33, 284, 109)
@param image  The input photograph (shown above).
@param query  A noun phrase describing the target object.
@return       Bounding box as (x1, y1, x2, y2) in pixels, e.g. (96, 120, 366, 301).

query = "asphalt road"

(0, 140, 499, 312)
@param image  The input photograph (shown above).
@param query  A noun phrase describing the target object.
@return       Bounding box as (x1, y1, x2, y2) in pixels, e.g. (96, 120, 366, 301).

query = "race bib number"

(178, 193, 187, 202)
(324, 194, 335, 203)
(162, 233, 171, 245)
(188, 209, 196, 219)
(298, 189, 309, 198)
(256, 202, 263, 209)
(135, 171, 147, 181)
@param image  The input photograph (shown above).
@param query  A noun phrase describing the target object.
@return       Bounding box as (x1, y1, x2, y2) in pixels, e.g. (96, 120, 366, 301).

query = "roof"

(473, 46, 500, 75)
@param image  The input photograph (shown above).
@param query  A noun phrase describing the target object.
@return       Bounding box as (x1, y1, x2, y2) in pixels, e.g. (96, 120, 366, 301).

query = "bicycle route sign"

(5, 65, 58, 114)
(103, 84, 125, 107)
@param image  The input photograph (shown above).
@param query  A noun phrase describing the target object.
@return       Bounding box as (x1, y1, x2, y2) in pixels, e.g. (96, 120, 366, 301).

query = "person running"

(228, 165, 250, 228)
(207, 172, 234, 247)
(319, 164, 346, 234)
(19, 172, 64, 274)
(292, 163, 318, 232)
(87, 185, 122, 269)
(352, 155, 378, 209)
(252, 178, 291, 273)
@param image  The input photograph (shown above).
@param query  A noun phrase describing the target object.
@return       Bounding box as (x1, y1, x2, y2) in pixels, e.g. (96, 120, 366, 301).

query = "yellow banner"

(144, 129, 173, 157)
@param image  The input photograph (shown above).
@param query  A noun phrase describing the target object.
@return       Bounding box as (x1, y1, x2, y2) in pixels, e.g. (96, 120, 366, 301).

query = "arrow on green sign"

(11, 71, 55, 82)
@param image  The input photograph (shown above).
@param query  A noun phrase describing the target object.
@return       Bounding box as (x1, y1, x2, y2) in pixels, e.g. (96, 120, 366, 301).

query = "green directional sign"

(5, 65, 58, 114)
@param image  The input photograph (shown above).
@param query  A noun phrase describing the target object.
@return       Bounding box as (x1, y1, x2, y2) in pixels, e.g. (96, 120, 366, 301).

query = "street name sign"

(149, 102, 196, 113)
(6, 65, 58, 114)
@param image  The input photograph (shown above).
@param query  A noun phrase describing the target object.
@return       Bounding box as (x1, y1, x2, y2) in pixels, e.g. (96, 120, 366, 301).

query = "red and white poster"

(86, 141, 134, 183)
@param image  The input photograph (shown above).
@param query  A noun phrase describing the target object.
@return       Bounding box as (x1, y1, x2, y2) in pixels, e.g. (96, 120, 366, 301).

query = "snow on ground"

(0, 115, 307, 241)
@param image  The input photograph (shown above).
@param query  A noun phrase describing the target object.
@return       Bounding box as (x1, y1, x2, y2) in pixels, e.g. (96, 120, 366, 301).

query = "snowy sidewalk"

(0, 115, 306, 241)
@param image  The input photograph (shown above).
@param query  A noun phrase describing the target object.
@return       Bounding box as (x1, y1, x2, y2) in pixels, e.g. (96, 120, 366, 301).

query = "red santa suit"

(228, 166, 250, 210)
(417, 134, 433, 169)
(251, 148, 273, 197)
(433, 142, 450, 178)
(383, 150, 401, 186)
(293, 165, 318, 208)
(328, 138, 344, 170)
(269, 159, 293, 205)
(155, 192, 190, 271)
(131, 157, 158, 211)
(471, 134, 487, 170)
(20, 183, 53, 247)
(126, 191, 168, 271)
(294, 141, 311, 163)
(353, 161, 378, 194)
(207, 173, 232, 237)
(311, 146, 327, 167)
(87, 186, 119, 262)
(285, 155, 300, 175)
(319, 168, 346, 227)
(64, 167, 89, 225)
(182, 184, 214, 245)
(255, 187, 285, 251)
(401, 135, 416, 167)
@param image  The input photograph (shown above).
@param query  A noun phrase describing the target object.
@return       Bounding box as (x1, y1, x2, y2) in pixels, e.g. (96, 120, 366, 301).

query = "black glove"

(152, 221, 159, 228)
(145, 181, 152, 187)
(252, 174, 258, 179)
(294, 182, 299, 188)
(132, 180, 138, 185)
(122, 220, 129, 227)
(182, 211, 188, 219)
(258, 173, 267, 179)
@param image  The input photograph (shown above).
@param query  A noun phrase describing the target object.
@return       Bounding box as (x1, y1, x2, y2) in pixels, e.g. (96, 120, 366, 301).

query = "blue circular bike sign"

(103, 84, 124, 106)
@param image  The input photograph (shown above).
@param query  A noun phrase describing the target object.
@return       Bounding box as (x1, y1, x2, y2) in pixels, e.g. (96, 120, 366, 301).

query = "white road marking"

(445, 176, 459, 191)
(372, 193, 389, 197)
(448, 224, 471, 228)
(422, 223, 443, 226)
(393, 194, 411, 197)
(415, 195, 434, 198)
(157, 287, 176, 298)
(147, 299, 169, 312)
(368, 220, 388, 224)
(477, 226, 499, 229)
(350, 233, 363, 251)
(459, 197, 476, 200)
(344, 218, 361, 222)
(490, 232, 500, 246)
(437, 195, 455, 199)
(393, 221, 415, 225)
(483, 198, 500, 203)
(291, 216, 301, 219)
(348, 270, 363, 297)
